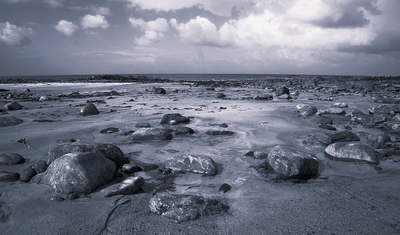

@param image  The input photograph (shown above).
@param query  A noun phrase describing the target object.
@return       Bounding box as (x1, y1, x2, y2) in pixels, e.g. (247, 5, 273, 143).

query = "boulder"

(160, 113, 190, 125)
(216, 93, 226, 99)
(0, 171, 20, 182)
(366, 133, 391, 149)
(165, 155, 218, 176)
(32, 160, 48, 174)
(324, 142, 379, 164)
(39, 96, 49, 101)
(154, 87, 166, 94)
(104, 176, 145, 197)
(317, 117, 333, 125)
(174, 126, 194, 135)
(3, 102, 23, 111)
(276, 86, 290, 96)
(48, 142, 124, 167)
(296, 104, 317, 117)
(254, 94, 273, 100)
(326, 130, 360, 142)
(319, 124, 336, 131)
(80, 102, 99, 116)
(267, 145, 319, 179)
(41, 152, 116, 195)
(206, 130, 235, 136)
(320, 108, 346, 115)
(253, 151, 268, 159)
(0, 153, 25, 165)
(130, 128, 173, 141)
(332, 102, 348, 108)
(20, 166, 37, 182)
(149, 194, 229, 223)
(0, 116, 23, 127)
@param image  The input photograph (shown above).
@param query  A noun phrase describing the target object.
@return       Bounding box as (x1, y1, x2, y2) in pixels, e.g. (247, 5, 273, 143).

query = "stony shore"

(1, 75, 400, 234)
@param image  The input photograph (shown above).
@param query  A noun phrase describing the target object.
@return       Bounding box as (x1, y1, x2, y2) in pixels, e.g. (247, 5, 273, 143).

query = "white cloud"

(41, 0, 64, 7)
(129, 18, 169, 46)
(0, 21, 33, 46)
(81, 14, 110, 29)
(54, 20, 79, 36)
(70, 6, 111, 15)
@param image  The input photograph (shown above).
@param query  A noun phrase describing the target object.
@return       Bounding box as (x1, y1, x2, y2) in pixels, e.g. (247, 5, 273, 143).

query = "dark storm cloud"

(337, 33, 400, 55)
(312, 1, 381, 29)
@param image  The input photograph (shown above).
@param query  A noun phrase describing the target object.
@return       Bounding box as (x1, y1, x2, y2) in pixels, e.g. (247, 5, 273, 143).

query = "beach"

(1, 75, 400, 234)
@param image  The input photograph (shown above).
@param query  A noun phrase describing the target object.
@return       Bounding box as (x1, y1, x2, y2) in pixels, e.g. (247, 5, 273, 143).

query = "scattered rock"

(319, 108, 346, 115)
(324, 142, 379, 164)
(0, 171, 20, 182)
(3, 102, 23, 111)
(326, 130, 360, 142)
(317, 117, 333, 125)
(48, 142, 124, 167)
(19, 166, 36, 182)
(216, 93, 226, 99)
(100, 127, 119, 134)
(174, 126, 194, 135)
(254, 94, 273, 100)
(135, 122, 151, 128)
(165, 155, 218, 176)
(149, 194, 229, 223)
(206, 130, 235, 136)
(219, 183, 231, 193)
(41, 152, 116, 195)
(160, 113, 190, 125)
(332, 102, 348, 108)
(296, 104, 317, 117)
(130, 128, 173, 141)
(392, 124, 400, 132)
(104, 176, 145, 197)
(0, 116, 23, 127)
(253, 151, 269, 159)
(154, 87, 166, 94)
(39, 96, 49, 101)
(366, 133, 391, 149)
(267, 145, 319, 179)
(276, 86, 290, 97)
(32, 160, 48, 174)
(319, 124, 337, 131)
(80, 102, 99, 116)
(0, 153, 25, 165)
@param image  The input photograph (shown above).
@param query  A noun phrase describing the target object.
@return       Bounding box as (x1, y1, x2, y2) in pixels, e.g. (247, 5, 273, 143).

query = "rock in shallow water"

(41, 152, 116, 195)
(324, 142, 379, 164)
(0, 153, 25, 165)
(149, 194, 229, 223)
(130, 128, 173, 141)
(206, 130, 235, 136)
(165, 155, 218, 176)
(267, 145, 319, 179)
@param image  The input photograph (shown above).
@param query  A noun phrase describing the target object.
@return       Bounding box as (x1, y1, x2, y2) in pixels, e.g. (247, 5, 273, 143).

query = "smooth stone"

(174, 126, 194, 135)
(130, 128, 173, 141)
(165, 155, 218, 176)
(319, 124, 337, 131)
(296, 104, 317, 117)
(216, 93, 226, 99)
(254, 94, 273, 100)
(48, 142, 124, 167)
(326, 130, 360, 142)
(3, 102, 23, 111)
(0, 153, 25, 165)
(41, 152, 116, 195)
(20, 166, 37, 182)
(318, 117, 333, 125)
(80, 102, 99, 116)
(219, 183, 231, 193)
(149, 194, 229, 223)
(104, 176, 145, 197)
(32, 160, 48, 174)
(324, 142, 379, 164)
(154, 87, 166, 94)
(267, 145, 319, 179)
(366, 133, 391, 149)
(276, 86, 290, 96)
(0, 116, 23, 127)
(39, 96, 49, 101)
(206, 130, 235, 136)
(100, 127, 119, 134)
(160, 113, 190, 125)
(253, 151, 268, 159)
(332, 102, 348, 108)
(135, 122, 151, 128)
(0, 171, 20, 182)
(321, 107, 346, 115)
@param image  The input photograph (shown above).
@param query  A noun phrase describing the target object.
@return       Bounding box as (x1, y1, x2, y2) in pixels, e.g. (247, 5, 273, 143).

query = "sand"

(1, 77, 400, 234)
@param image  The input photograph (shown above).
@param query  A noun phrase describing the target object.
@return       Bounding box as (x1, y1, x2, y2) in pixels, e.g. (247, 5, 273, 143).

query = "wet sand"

(1, 77, 400, 234)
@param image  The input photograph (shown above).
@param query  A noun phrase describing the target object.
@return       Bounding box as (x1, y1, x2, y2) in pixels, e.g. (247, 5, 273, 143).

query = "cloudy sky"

(1, 0, 399, 76)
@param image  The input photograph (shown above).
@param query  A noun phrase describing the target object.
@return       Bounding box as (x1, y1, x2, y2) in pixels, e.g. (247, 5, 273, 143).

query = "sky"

(0, 0, 400, 76)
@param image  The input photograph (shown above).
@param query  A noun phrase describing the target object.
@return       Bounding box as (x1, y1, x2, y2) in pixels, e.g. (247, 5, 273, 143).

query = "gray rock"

(326, 130, 360, 142)
(130, 128, 173, 141)
(100, 127, 119, 134)
(48, 142, 124, 167)
(104, 176, 145, 197)
(332, 102, 348, 108)
(324, 142, 379, 164)
(0, 153, 25, 165)
(206, 130, 235, 136)
(296, 104, 317, 117)
(41, 152, 116, 195)
(3, 102, 23, 111)
(216, 93, 226, 99)
(135, 122, 151, 128)
(20, 166, 37, 182)
(122, 160, 159, 172)
(320, 107, 346, 115)
(366, 133, 391, 149)
(267, 145, 319, 179)
(174, 126, 194, 135)
(319, 124, 336, 131)
(160, 113, 190, 125)
(0, 171, 20, 182)
(219, 183, 231, 193)
(276, 86, 290, 96)
(318, 117, 333, 125)
(154, 87, 166, 94)
(253, 151, 268, 159)
(165, 155, 218, 176)
(80, 102, 99, 116)
(254, 94, 273, 100)
(149, 194, 229, 223)
(0, 116, 23, 127)
(32, 160, 48, 174)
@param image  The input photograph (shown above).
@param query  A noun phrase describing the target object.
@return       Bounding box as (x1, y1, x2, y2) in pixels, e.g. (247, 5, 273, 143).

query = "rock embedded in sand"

(267, 145, 319, 179)
(160, 113, 190, 125)
(165, 155, 218, 176)
(319, 124, 336, 131)
(326, 130, 360, 142)
(39, 95, 49, 101)
(130, 128, 173, 141)
(41, 152, 116, 195)
(104, 176, 145, 197)
(122, 160, 159, 173)
(174, 126, 195, 135)
(332, 102, 348, 108)
(0, 171, 20, 182)
(154, 87, 166, 94)
(135, 122, 151, 128)
(0, 153, 25, 165)
(149, 194, 229, 223)
(366, 133, 391, 149)
(275, 86, 290, 97)
(32, 160, 48, 174)
(3, 101, 23, 111)
(19, 166, 37, 182)
(100, 127, 119, 134)
(319, 107, 346, 115)
(206, 130, 235, 136)
(324, 142, 379, 164)
(48, 142, 124, 167)
(0, 116, 23, 127)
(296, 104, 317, 117)
(254, 94, 273, 100)
(80, 102, 99, 116)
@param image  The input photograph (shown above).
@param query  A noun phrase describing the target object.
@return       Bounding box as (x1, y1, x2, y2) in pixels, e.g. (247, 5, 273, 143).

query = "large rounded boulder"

(0, 153, 25, 165)
(130, 128, 173, 141)
(267, 145, 319, 179)
(324, 142, 379, 164)
(41, 152, 116, 195)
(165, 155, 218, 176)
(160, 113, 190, 125)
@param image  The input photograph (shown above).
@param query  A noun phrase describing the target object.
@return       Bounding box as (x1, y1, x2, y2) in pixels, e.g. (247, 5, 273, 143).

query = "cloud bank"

(0, 21, 33, 46)
(54, 20, 79, 36)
